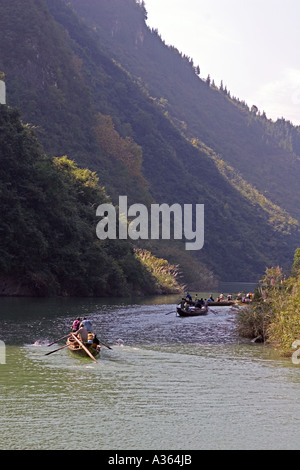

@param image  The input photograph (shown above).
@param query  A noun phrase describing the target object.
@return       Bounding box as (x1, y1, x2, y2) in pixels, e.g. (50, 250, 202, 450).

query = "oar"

(231, 304, 240, 309)
(165, 310, 175, 315)
(45, 344, 69, 356)
(98, 339, 112, 350)
(47, 333, 71, 347)
(71, 333, 98, 364)
(209, 308, 218, 315)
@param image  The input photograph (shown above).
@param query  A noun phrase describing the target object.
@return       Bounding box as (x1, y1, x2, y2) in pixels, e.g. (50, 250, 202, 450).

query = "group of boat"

(46, 295, 251, 361)
(176, 297, 250, 317)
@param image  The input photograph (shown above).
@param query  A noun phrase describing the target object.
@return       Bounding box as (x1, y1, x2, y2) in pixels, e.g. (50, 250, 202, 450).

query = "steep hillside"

(0, 105, 182, 296)
(0, 0, 151, 207)
(0, 0, 298, 286)
(68, 0, 300, 222)
(45, 0, 300, 280)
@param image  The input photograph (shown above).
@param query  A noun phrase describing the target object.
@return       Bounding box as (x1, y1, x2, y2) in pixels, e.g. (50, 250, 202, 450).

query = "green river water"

(0, 293, 300, 450)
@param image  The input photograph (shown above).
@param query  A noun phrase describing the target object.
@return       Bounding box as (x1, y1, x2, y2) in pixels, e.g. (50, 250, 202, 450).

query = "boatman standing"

(81, 317, 92, 333)
(73, 323, 88, 342)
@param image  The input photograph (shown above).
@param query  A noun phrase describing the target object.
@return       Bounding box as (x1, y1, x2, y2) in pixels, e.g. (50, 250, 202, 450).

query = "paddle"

(45, 344, 69, 356)
(98, 339, 113, 350)
(165, 310, 175, 315)
(231, 303, 240, 309)
(209, 308, 218, 315)
(47, 333, 71, 347)
(71, 333, 98, 364)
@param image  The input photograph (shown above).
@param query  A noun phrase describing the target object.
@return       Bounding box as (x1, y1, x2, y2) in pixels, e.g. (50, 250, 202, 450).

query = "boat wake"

(31, 340, 52, 347)
(114, 338, 124, 346)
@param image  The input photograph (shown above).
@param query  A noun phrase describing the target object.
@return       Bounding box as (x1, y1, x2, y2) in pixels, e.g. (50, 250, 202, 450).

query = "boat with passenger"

(67, 333, 100, 359)
(176, 306, 208, 317)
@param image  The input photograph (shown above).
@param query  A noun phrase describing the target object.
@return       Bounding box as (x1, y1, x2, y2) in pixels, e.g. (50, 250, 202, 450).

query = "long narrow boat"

(206, 301, 235, 306)
(208, 300, 251, 307)
(186, 300, 236, 308)
(177, 306, 208, 317)
(67, 333, 100, 359)
(189, 300, 247, 307)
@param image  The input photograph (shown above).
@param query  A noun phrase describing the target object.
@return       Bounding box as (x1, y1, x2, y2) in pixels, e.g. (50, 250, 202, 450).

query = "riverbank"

(0, 249, 183, 298)
(236, 260, 300, 356)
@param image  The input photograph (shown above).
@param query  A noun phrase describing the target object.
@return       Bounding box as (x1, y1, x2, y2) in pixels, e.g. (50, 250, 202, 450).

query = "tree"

(291, 248, 300, 277)
(135, 0, 147, 19)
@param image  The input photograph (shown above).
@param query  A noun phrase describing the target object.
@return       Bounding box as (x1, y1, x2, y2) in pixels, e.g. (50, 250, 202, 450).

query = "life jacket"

(72, 320, 80, 331)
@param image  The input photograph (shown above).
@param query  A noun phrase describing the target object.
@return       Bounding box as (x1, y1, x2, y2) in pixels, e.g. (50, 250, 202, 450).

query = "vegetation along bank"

(236, 248, 300, 357)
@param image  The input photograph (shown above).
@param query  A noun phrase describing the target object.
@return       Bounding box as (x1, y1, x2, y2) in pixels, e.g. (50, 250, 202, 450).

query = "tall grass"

(236, 264, 300, 356)
(134, 248, 183, 294)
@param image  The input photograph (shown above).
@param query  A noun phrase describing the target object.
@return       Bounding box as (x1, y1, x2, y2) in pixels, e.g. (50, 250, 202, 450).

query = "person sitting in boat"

(194, 294, 198, 303)
(80, 317, 92, 333)
(180, 298, 186, 309)
(73, 323, 88, 343)
(92, 334, 101, 353)
(71, 317, 81, 332)
(208, 295, 214, 302)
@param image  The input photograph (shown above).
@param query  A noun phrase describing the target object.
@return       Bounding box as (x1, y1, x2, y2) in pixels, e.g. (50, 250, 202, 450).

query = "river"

(0, 293, 300, 450)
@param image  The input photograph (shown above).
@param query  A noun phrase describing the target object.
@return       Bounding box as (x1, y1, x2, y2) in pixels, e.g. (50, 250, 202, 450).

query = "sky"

(145, 0, 300, 126)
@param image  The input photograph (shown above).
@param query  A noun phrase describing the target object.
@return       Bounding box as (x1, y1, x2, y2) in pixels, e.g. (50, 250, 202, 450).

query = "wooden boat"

(177, 306, 208, 317)
(208, 300, 252, 307)
(67, 333, 100, 361)
(206, 301, 235, 306)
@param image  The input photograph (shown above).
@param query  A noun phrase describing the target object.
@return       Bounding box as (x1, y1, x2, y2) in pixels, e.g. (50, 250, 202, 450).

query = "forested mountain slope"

(0, 0, 299, 286)
(68, 0, 300, 222)
(0, 105, 179, 296)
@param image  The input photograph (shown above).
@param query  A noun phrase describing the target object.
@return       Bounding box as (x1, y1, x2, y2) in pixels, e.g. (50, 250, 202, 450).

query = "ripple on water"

(1, 301, 300, 449)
